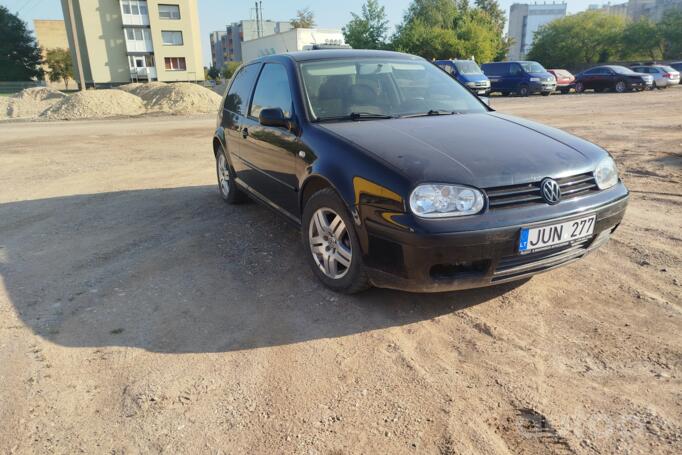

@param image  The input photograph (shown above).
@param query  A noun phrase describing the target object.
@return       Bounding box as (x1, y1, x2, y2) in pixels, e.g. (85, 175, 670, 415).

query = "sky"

(1, 0, 602, 67)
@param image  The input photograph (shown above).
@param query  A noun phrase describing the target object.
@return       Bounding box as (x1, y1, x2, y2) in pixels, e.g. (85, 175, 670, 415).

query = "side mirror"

(479, 96, 491, 107)
(259, 107, 289, 128)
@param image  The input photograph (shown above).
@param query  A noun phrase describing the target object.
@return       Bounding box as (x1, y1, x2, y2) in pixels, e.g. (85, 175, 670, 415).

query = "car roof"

(251, 49, 421, 64)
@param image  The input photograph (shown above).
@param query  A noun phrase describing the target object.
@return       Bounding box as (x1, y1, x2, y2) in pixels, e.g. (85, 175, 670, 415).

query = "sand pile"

(3, 87, 67, 119)
(138, 82, 222, 114)
(116, 82, 144, 94)
(41, 89, 146, 120)
(123, 81, 167, 99)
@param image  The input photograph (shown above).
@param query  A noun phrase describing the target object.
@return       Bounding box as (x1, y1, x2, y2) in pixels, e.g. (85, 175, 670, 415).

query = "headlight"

(530, 77, 540, 82)
(410, 184, 485, 218)
(594, 157, 618, 190)
(466, 82, 476, 87)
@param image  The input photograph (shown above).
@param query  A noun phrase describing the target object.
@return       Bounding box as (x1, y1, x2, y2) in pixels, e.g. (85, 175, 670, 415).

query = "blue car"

(434, 59, 490, 96)
(481, 61, 556, 96)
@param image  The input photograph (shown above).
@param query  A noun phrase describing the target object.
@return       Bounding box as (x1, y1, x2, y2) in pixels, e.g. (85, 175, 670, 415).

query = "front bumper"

(359, 184, 629, 292)
(530, 81, 556, 93)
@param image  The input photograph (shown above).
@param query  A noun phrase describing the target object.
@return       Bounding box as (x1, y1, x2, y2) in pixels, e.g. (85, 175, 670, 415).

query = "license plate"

(519, 215, 595, 254)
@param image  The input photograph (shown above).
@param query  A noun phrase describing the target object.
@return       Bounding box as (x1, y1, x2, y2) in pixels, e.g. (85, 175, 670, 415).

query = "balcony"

(120, 1, 150, 26)
(130, 66, 157, 80)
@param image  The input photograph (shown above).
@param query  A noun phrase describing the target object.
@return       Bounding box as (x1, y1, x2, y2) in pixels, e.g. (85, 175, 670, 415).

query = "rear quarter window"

(224, 63, 261, 116)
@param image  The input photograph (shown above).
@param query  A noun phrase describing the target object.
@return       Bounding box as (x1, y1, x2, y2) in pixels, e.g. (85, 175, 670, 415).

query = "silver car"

(631, 65, 681, 89)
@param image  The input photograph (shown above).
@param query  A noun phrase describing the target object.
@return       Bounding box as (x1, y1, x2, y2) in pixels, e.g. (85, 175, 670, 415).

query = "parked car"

(670, 62, 682, 74)
(574, 65, 653, 93)
(548, 69, 575, 94)
(630, 64, 681, 89)
(214, 50, 628, 293)
(481, 61, 556, 96)
(434, 59, 490, 96)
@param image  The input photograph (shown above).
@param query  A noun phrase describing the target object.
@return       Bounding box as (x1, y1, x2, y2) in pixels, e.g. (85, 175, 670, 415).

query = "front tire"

(615, 80, 627, 93)
(216, 147, 246, 204)
(575, 82, 584, 93)
(518, 84, 529, 97)
(301, 189, 370, 294)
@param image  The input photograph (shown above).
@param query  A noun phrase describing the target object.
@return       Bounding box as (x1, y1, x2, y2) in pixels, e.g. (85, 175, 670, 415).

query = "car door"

(601, 67, 616, 90)
(507, 63, 524, 92)
(581, 68, 598, 90)
(237, 62, 299, 217)
(221, 63, 261, 172)
(484, 64, 503, 91)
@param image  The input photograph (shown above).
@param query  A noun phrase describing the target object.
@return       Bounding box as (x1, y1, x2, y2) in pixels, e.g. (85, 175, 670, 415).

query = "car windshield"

(519, 62, 546, 73)
(453, 60, 483, 75)
(299, 58, 487, 121)
(612, 66, 638, 75)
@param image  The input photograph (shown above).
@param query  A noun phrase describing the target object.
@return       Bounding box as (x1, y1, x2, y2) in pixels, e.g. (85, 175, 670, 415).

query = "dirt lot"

(0, 89, 680, 454)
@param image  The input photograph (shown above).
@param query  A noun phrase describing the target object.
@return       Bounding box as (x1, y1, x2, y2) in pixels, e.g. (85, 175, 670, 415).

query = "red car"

(548, 69, 575, 94)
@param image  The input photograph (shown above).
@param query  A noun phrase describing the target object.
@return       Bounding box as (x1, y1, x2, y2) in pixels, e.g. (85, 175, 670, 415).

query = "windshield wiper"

(400, 109, 458, 118)
(314, 112, 395, 122)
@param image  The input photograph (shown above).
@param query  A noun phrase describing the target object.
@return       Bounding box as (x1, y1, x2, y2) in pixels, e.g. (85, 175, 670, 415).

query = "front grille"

(485, 172, 599, 209)
(492, 238, 592, 282)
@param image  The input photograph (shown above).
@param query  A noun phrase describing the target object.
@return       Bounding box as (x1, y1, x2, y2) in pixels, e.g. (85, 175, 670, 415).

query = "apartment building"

(33, 19, 74, 89)
(210, 31, 228, 69)
(225, 20, 292, 62)
(60, 0, 203, 86)
(507, 2, 567, 60)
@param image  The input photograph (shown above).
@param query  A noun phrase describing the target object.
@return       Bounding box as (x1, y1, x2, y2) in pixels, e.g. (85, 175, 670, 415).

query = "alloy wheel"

(217, 153, 230, 196)
(575, 82, 584, 93)
(615, 81, 626, 93)
(308, 208, 352, 279)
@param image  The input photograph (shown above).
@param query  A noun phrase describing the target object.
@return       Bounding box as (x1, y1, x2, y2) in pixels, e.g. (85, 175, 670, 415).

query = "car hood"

(318, 113, 606, 188)
(529, 72, 554, 80)
(459, 74, 488, 82)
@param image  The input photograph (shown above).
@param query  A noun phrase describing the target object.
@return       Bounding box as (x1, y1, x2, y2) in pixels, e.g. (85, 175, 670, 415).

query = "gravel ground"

(0, 89, 680, 454)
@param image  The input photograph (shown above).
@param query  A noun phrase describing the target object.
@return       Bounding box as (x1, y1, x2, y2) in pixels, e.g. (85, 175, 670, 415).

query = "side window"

(250, 64, 293, 119)
(509, 64, 521, 75)
(224, 64, 260, 116)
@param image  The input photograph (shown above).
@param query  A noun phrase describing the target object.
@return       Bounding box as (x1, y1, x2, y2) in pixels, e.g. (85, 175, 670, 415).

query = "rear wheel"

(518, 84, 529, 97)
(560, 87, 570, 94)
(615, 80, 627, 93)
(575, 82, 584, 93)
(216, 147, 246, 204)
(302, 189, 370, 294)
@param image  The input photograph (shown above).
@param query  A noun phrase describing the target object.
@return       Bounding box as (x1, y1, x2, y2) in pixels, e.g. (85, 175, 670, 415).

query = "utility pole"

(66, 0, 86, 91)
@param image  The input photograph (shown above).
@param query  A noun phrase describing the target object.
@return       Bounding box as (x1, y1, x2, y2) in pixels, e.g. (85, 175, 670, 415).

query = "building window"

(123, 4, 131, 14)
(125, 28, 151, 42)
(159, 4, 180, 20)
(164, 57, 186, 71)
(161, 31, 183, 46)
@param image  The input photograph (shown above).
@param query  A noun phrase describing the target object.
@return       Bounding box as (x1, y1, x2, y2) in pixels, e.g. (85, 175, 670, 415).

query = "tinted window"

(612, 66, 637, 75)
(519, 61, 546, 73)
(224, 64, 260, 116)
(509, 64, 522, 75)
(453, 60, 482, 75)
(250, 64, 293, 118)
(482, 63, 506, 76)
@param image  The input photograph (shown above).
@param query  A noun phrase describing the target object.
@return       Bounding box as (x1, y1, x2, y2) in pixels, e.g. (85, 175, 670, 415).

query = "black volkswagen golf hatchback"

(213, 50, 628, 293)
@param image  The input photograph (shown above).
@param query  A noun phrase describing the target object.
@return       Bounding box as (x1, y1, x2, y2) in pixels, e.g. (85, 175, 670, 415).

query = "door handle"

(241, 128, 249, 139)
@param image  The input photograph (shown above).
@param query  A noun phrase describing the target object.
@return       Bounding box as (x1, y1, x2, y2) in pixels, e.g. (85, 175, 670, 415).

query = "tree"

(45, 48, 73, 89)
(0, 6, 43, 81)
(221, 61, 241, 80)
(290, 7, 315, 28)
(391, 0, 505, 62)
(207, 65, 221, 81)
(527, 11, 626, 69)
(343, 0, 390, 50)
(621, 19, 664, 60)
(658, 10, 682, 59)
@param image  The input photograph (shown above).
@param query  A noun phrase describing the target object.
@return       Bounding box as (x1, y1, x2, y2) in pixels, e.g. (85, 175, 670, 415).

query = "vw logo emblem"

(541, 178, 561, 205)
